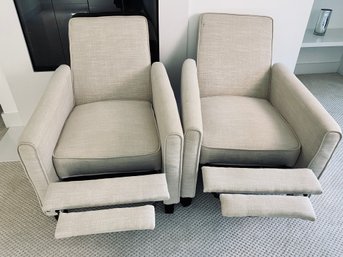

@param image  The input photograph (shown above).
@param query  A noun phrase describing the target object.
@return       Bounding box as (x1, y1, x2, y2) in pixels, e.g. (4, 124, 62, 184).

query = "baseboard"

(338, 58, 343, 75)
(1, 112, 23, 127)
(295, 62, 340, 75)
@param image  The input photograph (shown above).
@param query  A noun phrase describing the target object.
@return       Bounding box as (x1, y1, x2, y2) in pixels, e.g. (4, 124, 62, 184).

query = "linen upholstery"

(200, 96, 300, 166)
(270, 63, 342, 177)
(202, 167, 322, 194)
(220, 194, 316, 221)
(197, 13, 272, 98)
(181, 59, 203, 198)
(18, 15, 183, 219)
(151, 62, 184, 205)
(55, 205, 155, 239)
(181, 13, 341, 201)
(53, 100, 161, 179)
(43, 174, 169, 213)
(69, 16, 152, 105)
(18, 65, 74, 211)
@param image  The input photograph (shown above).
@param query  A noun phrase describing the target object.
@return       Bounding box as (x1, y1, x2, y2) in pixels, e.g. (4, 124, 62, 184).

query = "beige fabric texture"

(53, 100, 161, 178)
(55, 205, 155, 239)
(18, 16, 183, 218)
(202, 167, 322, 194)
(18, 65, 74, 210)
(197, 13, 272, 98)
(180, 13, 340, 203)
(43, 174, 169, 213)
(220, 194, 316, 221)
(181, 59, 203, 198)
(270, 63, 342, 177)
(69, 16, 152, 105)
(200, 96, 300, 166)
(151, 62, 184, 205)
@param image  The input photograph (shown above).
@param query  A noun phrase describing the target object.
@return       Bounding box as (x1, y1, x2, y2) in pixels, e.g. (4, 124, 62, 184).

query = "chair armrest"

(18, 65, 74, 212)
(151, 62, 183, 204)
(270, 63, 341, 177)
(180, 59, 203, 198)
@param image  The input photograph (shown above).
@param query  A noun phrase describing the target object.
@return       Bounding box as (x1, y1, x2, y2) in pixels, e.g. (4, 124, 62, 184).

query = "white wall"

(0, 67, 21, 127)
(159, 0, 189, 100)
(0, 0, 53, 126)
(160, 0, 314, 99)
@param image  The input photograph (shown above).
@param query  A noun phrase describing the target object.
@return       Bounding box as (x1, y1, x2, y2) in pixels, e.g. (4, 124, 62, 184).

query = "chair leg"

(164, 204, 175, 214)
(54, 209, 69, 220)
(212, 193, 220, 199)
(180, 197, 193, 207)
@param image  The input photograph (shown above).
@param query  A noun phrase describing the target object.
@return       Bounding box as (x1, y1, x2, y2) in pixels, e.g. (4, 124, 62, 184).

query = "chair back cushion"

(197, 13, 273, 99)
(69, 16, 152, 105)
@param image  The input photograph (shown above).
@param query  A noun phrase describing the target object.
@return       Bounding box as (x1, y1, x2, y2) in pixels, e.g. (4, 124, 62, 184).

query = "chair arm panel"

(270, 63, 341, 177)
(18, 65, 74, 210)
(151, 62, 183, 204)
(180, 59, 203, 198)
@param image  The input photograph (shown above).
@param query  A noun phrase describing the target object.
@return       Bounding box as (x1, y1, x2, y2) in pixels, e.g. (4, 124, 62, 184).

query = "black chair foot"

(212, 193, 220, 199)
(180, 197, 193, 207)
(164, 204, 175, 214)
(54, 210, 68, 220)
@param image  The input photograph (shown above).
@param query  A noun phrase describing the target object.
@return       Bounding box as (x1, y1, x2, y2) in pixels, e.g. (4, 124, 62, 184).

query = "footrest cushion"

(55, 205, 155, 239)
(202, 167, 322, 194)
(220, 194, 316, 221)
(43, 174, 169, 213)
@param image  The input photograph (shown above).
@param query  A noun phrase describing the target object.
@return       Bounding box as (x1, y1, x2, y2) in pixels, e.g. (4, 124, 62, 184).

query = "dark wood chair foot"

(180, 197, 193, 207)
(212, 193, 220, 199)
(164, 204, 175, 214)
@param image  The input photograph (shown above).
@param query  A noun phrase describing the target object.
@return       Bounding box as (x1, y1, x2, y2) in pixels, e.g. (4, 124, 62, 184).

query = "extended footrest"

(44, 174, 170, 238)
(220, 194, 316, 221)
(55, 205, 155, 239)
(202, 167, 322, 194)
(43, 173, 170, 213)
(202, 166, 322, 221)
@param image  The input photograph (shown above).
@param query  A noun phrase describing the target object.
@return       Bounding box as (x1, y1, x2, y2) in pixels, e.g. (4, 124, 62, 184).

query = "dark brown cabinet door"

(14, 0, 159, 71)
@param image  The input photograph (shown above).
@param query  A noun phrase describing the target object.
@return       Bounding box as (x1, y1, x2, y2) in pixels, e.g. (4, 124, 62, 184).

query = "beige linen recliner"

(18, 16, 183, 238)
(180, 13, 341, 220)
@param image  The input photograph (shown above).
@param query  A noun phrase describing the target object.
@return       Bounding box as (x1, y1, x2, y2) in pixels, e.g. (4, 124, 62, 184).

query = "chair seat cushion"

(53, 100, 161, 179)
(200, 96, 300, 167)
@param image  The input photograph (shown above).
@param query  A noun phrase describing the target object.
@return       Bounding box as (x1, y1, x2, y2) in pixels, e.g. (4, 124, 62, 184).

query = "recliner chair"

(180, 13, 341, 220)
(18, 16, 183, 238)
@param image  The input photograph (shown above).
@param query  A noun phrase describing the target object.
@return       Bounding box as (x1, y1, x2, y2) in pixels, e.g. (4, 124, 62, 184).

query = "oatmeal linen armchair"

(18, 16, 183, 218)
(180, 13, 341, 203)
